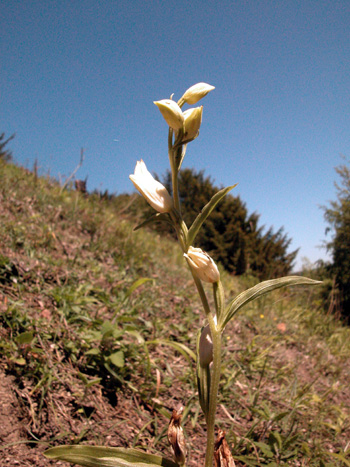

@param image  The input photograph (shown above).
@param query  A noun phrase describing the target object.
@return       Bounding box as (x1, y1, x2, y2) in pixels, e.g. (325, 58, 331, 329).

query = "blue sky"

(1, 0, 349, 269)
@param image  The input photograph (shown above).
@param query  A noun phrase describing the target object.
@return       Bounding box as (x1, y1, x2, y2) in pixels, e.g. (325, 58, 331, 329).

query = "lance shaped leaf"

(147, 338, 196, 363)
(187, 184, 237, 248)
(44, 445, 179, 467)
(133, 213, 172, 231)
(124, 277, 154, 300)
(196, 328, 211, 420)
(221, 276, 321, 329)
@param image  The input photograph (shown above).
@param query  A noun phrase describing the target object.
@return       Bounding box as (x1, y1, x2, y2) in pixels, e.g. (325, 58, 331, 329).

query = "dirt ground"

(0, 370, 53, 467)
(0, 361, 207, 467)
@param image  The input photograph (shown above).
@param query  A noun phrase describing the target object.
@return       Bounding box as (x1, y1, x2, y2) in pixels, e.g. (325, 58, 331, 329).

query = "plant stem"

(168, 122, 222, 465)
(168, 129, 181, 214)
(191, 272, 212, 317)
(172, 165, 181, 214)
(204, 316, 222, 467)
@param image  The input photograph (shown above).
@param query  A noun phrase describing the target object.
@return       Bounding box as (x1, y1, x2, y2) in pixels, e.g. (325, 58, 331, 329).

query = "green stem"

(204, 318, 222, 467)
(170, 211, 187, 253)
(167, 120, 221, 465)
(190, 271, 212, 317)
(168, 128, 181, 214)
(172, 164, 181, 214)
(177, 97, 185, 108)
(213, 280, 225, 323)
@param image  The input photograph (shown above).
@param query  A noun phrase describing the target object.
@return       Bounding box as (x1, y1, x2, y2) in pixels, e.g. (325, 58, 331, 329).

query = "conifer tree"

(323, 156, 350, 317)
(162, 168, 297, 279)
(0, 133, 14, 162)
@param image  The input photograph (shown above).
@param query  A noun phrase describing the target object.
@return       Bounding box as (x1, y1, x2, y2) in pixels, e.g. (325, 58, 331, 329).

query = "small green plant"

(44, 83, 320, 466)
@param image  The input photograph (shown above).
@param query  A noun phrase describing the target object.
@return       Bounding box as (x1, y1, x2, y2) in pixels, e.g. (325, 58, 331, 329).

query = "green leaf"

(78, 372, 89, 384)
(101, 321, 115, 337)
(272, 411, 289, 422)
(233, 455, 260, 466)
(78, 373, 102, 388)
(11, 357, 26, 366)
(221, 276, 322, 329)
(147, 339, 196, 362)
(268, 431, 283, 452)
(125, 329, 145, 344)
(187, 184, 237, 247)
(15, 331, 34, 344)
(197, 360, 211, 420)
(254, 442, 274, 458)
(196, 327, 210, 419)
(125, 278, 154, 300)
(213, 281, 225, 321)
(300, 442, 311, 456)
(85, 348, 101, 356)
(283, 433, 299, 449)
(329, 453, 350, 467)
(44, 445, 179, 467)
(108, 350, 124, 368)
(85, 378, 102, 388)
(133, 213, 171, 232)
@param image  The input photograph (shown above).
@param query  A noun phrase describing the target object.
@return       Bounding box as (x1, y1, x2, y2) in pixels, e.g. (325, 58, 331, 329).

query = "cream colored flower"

(182, 106, 203, 142)
(129, 160, 173, 213)
(154, 99, 184, 130)
(182, 82, 215, 105)
(184, 246, 220, 283)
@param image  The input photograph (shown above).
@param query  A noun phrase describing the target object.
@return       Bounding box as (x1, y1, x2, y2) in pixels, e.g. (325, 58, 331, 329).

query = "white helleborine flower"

(154, 99, 184, 130)
(182, 82, 215, 105)
(199, 324, 213, 367)
(182, 106, 203, 142)
(184, 246, 220, 283)
(129, 160, 173, 213)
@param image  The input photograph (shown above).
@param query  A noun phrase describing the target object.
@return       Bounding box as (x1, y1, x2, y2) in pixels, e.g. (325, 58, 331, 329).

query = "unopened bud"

(182, 106, 203, 143)
(154, 99, 184, 130)
(214, 430, 236, 467)
(167, 408, 187, 466)
(182, 82, 215, 105)
(184, 246, 220, 283)
(199, 324, 213, 367)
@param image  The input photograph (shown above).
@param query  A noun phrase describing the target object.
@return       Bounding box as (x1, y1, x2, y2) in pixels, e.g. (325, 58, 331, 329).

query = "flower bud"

(182, 106, 203, 143)
(182, 82, 215, 105)
(199, 324, 213, 367)
(154, 99, 184, 130)
(184, 246, 220, 283)
(168, 409, 187, 466)
(129, 160, 173, 213)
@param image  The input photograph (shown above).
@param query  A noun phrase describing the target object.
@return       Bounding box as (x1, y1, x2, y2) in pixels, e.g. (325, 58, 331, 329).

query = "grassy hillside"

(0, 161, 349, 466)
